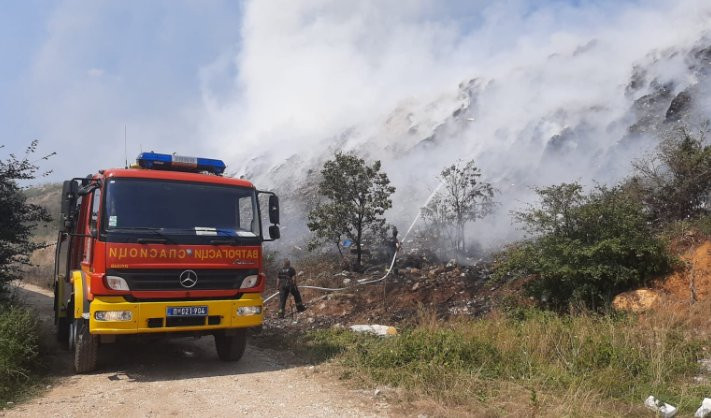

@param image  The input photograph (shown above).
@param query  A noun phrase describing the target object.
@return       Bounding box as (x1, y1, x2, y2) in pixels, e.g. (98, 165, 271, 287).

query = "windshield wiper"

(111, 227, 176, 244)
(162, 227, 246, 238)
(209, 238, 238, 245)
(137, 237, 168, 244)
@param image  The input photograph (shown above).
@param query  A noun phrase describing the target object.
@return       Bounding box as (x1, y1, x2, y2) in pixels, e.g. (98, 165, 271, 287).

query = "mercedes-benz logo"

(178, 270, 198, 289)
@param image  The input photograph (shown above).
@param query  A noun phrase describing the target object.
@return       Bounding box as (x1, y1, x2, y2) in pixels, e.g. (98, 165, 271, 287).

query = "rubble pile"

(265, 254, 503, 333)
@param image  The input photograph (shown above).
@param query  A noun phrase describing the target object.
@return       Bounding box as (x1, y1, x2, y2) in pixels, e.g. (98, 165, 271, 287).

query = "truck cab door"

(81, 187, 102, 268)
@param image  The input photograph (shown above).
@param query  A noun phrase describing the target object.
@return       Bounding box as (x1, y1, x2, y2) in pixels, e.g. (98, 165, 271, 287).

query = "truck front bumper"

(88, 293, 263, 335)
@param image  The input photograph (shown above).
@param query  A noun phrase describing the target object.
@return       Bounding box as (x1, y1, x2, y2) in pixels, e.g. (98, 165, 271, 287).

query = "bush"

(0, 305, 40, 403)
(497, 183, 674, 310)
(628, 128, 711, 224)
(0, 141, 52, 297)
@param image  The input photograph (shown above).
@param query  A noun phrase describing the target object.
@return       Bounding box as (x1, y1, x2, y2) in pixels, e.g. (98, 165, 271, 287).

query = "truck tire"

(73, 319, 98, 373)
(214, 329, 247, 362)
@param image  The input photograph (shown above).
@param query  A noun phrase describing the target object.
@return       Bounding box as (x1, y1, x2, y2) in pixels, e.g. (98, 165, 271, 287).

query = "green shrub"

(0, 141, 52, 297)
(628, 128, 711, 224)
(497, 183, 674, 310)
(0, 305, 39, 403)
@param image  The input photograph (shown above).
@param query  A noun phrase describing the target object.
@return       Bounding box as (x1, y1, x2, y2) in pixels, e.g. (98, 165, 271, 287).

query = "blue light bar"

(136, 152, 226, 175)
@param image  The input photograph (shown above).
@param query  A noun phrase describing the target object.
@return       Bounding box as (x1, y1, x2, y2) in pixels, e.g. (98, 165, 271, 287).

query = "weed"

(295, 308, 711, 416)
(0, 304, 40, 404)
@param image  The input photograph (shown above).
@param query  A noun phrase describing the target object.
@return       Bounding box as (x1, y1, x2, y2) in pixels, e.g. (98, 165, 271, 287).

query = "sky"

(0, 0, 703, 184)
(0, 0, 244, 180)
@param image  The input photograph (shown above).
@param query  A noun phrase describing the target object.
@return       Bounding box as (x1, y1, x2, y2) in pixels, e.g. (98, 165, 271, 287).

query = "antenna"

(124, 124, 128, 169)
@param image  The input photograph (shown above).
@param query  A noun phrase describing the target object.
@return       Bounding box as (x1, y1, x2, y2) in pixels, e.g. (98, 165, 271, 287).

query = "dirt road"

(3, 284, 390, 417)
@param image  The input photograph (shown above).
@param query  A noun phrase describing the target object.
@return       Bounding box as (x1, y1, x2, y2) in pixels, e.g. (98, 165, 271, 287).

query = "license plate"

(166, 306, 208, 317)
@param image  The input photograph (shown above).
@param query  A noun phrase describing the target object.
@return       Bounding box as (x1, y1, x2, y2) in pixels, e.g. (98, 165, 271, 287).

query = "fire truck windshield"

(102, 178, 261, 242)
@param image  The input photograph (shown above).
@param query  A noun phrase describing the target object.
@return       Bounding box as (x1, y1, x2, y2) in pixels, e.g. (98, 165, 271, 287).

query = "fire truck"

(53, 152, 280, 373)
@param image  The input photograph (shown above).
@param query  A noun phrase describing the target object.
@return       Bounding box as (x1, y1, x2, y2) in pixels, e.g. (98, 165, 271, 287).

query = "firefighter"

(386, 227, 401, 274)
(277, 259, 306, 318)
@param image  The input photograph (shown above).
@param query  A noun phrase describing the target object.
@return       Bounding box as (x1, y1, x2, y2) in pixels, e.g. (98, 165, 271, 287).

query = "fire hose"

(262, 181, 442, 306)
(262, 248, 399, 304)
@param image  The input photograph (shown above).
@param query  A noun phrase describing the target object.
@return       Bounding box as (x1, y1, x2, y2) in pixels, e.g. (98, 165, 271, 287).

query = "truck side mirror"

(89, 219, 98, 238)
(268, 225, 281, 240)
(60, 180, 79, 232)
(268, 195, 280, 225)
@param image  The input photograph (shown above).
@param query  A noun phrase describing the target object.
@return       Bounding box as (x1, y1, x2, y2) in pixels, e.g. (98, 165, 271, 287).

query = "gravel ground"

(2, 284, 391, 418)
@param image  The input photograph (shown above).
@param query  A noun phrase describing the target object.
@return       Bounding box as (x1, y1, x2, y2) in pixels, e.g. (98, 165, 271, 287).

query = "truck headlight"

(106, 276, 130, 291)
(237, 306, 262, 316)
(95, 311, 133, 321)
(240, 274, 259, 289)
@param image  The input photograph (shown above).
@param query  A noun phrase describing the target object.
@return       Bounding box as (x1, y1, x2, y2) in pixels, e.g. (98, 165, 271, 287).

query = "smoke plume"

(200, 0, 711, 250)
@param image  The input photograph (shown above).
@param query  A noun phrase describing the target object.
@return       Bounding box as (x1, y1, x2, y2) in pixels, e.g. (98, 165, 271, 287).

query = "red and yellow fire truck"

(53, 152, 280, 373)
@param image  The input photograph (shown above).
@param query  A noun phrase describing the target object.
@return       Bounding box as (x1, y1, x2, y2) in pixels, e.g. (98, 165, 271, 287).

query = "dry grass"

(286, 304, 711, 417)
(20, 244, 55, 289)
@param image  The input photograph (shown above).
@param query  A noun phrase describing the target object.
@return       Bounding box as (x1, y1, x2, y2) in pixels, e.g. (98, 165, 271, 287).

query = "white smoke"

(200, 0, 711, 250)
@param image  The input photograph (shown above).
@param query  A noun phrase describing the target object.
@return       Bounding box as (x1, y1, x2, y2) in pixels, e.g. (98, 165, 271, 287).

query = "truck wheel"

(214, 329, 247, 362)
(73, 319, 98, 373)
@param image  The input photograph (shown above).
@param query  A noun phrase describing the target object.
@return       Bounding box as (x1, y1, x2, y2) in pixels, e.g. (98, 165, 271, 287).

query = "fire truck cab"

(53, 152, 280, 373)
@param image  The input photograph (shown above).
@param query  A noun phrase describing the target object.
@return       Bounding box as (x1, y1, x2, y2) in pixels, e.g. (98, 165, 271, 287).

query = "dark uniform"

(277, 265, 306, 318)
(386, 228, 400, 274)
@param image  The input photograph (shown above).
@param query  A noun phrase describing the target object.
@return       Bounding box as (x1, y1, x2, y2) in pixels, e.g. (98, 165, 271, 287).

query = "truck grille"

(108, 268, 258, 291)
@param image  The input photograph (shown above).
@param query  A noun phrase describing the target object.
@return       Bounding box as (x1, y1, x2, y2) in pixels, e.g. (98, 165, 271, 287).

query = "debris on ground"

(696, 398, 711, 418)
(262, 253, 501, 333)
(644, 395, 678, 418)
(350, 324, 398, 336)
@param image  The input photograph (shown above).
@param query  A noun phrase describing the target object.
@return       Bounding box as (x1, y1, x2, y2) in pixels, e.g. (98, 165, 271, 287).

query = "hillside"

(22, 183, 61, 288)
(241, 37, 711, 253)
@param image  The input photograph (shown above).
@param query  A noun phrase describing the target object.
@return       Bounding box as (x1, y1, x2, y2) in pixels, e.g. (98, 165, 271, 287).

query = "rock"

(612, 289, 662, 313)
(449, 306, 469, 315)
(374, 389, 382, 397)
(445, 259, 457, 271)
(342, 278, 351, 285)
(412, 282, 420, 291)
(695, 398, 711, 418)
(407, 267, 421, 275)
(432, 267, 445, 276)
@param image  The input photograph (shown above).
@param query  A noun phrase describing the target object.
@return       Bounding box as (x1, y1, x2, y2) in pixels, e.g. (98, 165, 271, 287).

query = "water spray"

(263, 181, 445, 305)
(401, 181, 444, 243)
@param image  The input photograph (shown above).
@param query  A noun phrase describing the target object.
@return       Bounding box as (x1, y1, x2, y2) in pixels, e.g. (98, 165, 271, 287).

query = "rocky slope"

(242, 35, 711, 252)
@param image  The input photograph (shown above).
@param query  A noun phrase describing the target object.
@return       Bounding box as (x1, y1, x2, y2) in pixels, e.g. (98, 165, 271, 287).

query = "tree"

(307, 153, 395, 269)
(422, 160, 495, 256)
(306, 202, 348, 258)
(628, 128, 711, 224)
(0, 141, 53, 296)
(497, 183, 673, 311)
(418, 194, 453, 260)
